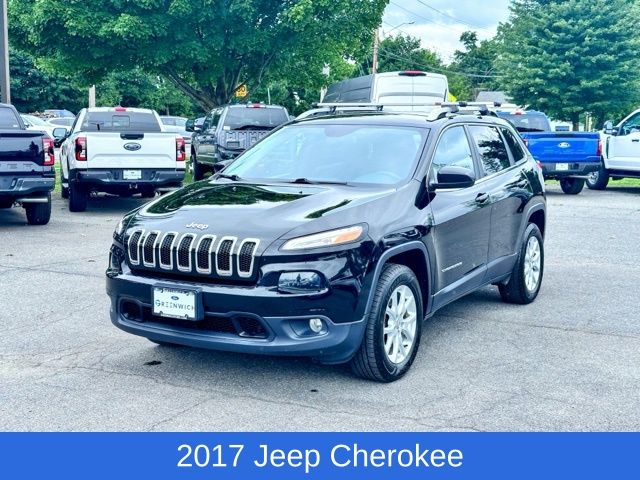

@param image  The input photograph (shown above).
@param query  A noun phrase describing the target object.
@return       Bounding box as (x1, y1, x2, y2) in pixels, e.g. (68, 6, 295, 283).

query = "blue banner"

(0, 432, 638, 479)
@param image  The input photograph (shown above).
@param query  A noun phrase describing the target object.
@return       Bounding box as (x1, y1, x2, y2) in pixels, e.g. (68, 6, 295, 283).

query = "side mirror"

(52, 127, 68, 139)
(434, 166, 476, 190)
(185, 119, 194, 132)
(193, 125, 202, 133)
(23, 120, 32, 128)
(603, 121, 616, 135)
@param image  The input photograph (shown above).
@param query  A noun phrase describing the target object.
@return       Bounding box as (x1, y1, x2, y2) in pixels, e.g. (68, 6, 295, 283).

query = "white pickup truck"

(55, 107, 186, 212)
(588, 109, 640, 190)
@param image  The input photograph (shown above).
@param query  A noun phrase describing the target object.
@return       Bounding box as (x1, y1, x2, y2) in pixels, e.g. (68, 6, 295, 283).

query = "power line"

(389, 1, 469, 34)
(414, 0, 494, 33)
(377, 49, 502, 79)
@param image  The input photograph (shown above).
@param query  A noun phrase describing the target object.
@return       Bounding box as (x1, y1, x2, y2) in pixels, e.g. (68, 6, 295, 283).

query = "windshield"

(81, 111, 161, 132)
(224, 123, 427, 185)
(161, 117, 187, 127)
(0, 108, 21, 129)
(223, 107, 289, 129)
(499, 113, 551, 132)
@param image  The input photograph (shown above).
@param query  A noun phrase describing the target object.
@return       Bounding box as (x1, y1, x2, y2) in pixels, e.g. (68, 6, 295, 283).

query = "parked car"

(588, 111, 640, 190)
(323, 70, 449, 111)
(43, 109, 75, 118)
(0, 103, 55, 225)
(107, 104, 546, 382)
(160, 115, 191, 153)
(20, 114, 56, 139)
(48, 117, 75, 128)
(497, 110, 601, 194)
(55, 107, 186, 212)
(189, 103, 290, 180)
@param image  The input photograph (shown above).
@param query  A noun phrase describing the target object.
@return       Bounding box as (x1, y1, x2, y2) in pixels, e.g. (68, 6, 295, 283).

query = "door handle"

(475, 193, 490, 204)
(632, 139, 640, 143)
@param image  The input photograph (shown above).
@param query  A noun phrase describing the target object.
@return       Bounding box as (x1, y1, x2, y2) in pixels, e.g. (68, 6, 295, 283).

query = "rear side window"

(223, 107, 289, 130)
(469, 126, 511, 175)
(0, 108, 21, 129)
(501, 127, 526, 163)
(81, 111, 161, 132)
(430, 126, 475, 181)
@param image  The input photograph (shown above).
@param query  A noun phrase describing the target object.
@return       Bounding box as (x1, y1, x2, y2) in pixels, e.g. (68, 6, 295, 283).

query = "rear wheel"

(140, 188, 156, 199)
(350, 264, 423, 382)
(559, 177, 585, 195)
(25, 193, 52, 225)
(586, 163, 610, 190)
(60, 165, 69, 199)
(68, 181, 88, 212)
(499, 223, 544, 304)
(0, 198, 14, 209)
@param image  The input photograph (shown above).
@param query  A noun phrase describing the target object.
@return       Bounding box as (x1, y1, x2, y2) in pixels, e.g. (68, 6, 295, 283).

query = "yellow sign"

(448, 92, 457, 102)
(235, 84, 248, 98)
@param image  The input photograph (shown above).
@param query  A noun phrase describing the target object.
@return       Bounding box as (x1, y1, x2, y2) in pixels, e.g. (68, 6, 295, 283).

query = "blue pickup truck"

(497, 110, 601, 194)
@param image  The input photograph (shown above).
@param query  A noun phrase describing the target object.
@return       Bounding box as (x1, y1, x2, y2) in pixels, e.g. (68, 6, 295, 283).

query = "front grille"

(126, 229, 259, 279)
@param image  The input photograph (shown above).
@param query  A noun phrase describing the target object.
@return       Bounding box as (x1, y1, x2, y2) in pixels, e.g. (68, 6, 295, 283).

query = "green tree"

(9, 0, 387, 110)
(374, 34, 443, 74)
(450, 31, 501, 101)
(497, 0, 640, 129)
(8, 48, 85, 113)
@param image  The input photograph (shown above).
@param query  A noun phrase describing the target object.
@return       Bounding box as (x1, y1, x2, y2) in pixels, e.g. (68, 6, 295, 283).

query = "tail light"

(42, 137, 55, 166)
(597, 139, 603, 156)
(176, 137, 186, 162)
(536, 160, 543, 170)
(399, 71, 426, 77)
(75, 136, 87, 161)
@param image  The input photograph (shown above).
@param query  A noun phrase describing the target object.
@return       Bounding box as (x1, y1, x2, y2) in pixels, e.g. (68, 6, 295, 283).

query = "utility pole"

(0, 0, 10, 104)
(372, 27, 380, 74)
(88, 85, 96, 107)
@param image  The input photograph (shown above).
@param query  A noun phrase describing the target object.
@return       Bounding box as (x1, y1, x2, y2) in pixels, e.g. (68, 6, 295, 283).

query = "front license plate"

(153, 287, 197, 320)
(556, 163, 569, 171)
(123, 169, 142, 180)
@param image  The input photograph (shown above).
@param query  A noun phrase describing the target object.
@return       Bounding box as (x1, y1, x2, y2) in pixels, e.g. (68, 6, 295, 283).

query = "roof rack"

(307, 101, 502, 119)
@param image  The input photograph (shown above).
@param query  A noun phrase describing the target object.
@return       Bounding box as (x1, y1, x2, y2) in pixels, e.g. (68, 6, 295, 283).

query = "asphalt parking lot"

(1, 184, 639, 431)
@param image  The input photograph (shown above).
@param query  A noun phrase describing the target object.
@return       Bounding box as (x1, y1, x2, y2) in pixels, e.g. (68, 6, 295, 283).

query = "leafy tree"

(9, 0, 388, 110)
(497, 0, 640, 129)
(450, 31, 501, 101)
(374, 34, 443, 74)
(8, 48, 85, 113)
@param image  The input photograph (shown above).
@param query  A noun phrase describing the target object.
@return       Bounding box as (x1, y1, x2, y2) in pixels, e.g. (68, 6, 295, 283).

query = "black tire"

(140, 188, 156, 199)
(192, 155, 206, 181)
(559, 178, 585, 195)
(68, 181, 88, 212)
(586, 163, 610, 190)
(350, 264, 423, 382)
(25, 193, 52, 225)
(499, 223, 544, 304)
(0, 198, 14, 209)
(60, 166, 69, 199)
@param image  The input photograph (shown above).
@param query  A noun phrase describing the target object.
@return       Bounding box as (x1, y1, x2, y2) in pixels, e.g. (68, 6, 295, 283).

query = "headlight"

(281, 225, 364, 251)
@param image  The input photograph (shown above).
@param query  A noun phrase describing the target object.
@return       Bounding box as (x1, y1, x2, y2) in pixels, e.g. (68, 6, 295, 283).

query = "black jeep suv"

(107, 105, 546, 382)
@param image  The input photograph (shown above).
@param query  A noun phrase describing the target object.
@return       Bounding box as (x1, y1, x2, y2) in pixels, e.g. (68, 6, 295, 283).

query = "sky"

(382, 0, 512, 62)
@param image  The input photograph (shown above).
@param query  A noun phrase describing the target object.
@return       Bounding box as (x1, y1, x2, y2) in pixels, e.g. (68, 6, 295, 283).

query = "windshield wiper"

(216, 173, 242, 181)
(288, 178, 348, 185)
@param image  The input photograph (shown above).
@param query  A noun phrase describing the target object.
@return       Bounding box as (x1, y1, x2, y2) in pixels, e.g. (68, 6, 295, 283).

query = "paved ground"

(1, 184, 639, 431)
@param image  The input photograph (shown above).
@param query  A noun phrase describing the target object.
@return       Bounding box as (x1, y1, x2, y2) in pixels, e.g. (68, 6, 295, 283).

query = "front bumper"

(0, 175, 55, 198)
(71, 168, 184, 187)
(106, 271, 366, 364)
(541, 161, 600, 178)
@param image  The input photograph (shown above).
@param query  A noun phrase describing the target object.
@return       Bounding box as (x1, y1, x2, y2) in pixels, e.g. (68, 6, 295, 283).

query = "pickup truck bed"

(0, 104, 55, 225)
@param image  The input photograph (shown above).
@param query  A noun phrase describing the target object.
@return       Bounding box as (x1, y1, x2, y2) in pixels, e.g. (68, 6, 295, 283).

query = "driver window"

(620, 113, 640, 136)
(429, 127, 475, 182)
(202, 114, 212, 131)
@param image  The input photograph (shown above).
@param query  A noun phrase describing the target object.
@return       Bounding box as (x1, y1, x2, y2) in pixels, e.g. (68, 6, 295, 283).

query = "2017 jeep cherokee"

(106, 105, 546, 382)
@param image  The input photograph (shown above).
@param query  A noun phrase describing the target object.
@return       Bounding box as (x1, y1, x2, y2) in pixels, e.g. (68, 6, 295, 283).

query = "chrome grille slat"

(216, 237, 236, 276)
(126, 231, 258, 279)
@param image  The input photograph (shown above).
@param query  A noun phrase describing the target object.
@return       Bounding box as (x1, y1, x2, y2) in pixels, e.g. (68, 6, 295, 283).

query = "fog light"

(309, 318, 324, 333)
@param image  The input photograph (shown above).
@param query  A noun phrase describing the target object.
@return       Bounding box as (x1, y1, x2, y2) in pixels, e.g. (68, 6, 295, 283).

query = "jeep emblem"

(185, 222, 209, 230)
(123, 142, 142, 151)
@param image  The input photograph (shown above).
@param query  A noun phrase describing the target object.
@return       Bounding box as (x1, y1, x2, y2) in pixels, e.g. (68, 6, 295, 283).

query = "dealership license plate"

(153, 287, 197, 320)
(123, 169, 142, 180)
(556, 163, 569, 171)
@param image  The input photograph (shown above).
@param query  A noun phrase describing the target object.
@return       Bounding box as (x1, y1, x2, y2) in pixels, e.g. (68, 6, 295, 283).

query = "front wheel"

(586, 163, 610, 190)
(559, 178, 585, 195)
(499, 223, 544, 304)
(25, 193, 52, 225)
(350, 264, 423, 382)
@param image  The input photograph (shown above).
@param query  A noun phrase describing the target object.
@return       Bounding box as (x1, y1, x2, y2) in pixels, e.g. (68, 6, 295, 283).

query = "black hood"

(127, 179, 420, 247)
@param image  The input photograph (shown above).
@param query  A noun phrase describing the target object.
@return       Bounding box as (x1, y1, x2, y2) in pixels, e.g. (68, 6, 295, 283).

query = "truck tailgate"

(85, 132, 178, 169)
(524, 132, 600, 162)
(221, 129, 271, 150)
(0, 130, 45, 167)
